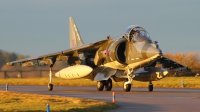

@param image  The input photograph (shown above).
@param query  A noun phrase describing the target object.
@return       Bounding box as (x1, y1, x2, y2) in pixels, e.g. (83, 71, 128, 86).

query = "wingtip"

(7, 62, 14, 66)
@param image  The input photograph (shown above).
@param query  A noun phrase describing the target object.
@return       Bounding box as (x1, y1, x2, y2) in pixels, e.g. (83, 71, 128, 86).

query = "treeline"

(0, 49, 29, 69)
(0, 49, 200, 73)
(165, 52, 200, 73)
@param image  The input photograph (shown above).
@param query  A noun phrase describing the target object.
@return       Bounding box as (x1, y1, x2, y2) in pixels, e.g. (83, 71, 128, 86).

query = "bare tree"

(165, 52, 200, 73)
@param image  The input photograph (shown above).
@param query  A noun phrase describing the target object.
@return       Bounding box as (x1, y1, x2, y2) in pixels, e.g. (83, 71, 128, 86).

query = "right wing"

(7, 39, 109, 67)
(7, 16, 110, 67)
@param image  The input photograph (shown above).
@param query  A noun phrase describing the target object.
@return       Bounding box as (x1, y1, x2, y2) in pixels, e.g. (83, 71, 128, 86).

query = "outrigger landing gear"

(48, 67, 53, 91)
(97, 78, 112, 91)
(47, 58, 56, 91)
(48, 83, 53, 91)
(148, 81, 153, 92)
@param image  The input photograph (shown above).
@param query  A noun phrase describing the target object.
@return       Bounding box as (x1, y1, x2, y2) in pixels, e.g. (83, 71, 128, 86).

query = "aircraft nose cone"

(146, 46, 161, 58)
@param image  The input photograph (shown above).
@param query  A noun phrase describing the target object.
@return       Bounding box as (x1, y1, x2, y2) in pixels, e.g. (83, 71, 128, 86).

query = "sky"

(0, 0, 200, 57)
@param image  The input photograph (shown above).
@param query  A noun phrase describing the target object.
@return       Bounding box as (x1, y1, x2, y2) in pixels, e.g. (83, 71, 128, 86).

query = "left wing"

(149, 56, 190, 71)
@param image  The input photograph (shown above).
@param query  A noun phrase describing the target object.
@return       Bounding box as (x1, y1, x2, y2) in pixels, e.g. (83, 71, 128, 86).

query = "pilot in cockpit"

(129, 30, 141, 42)
(132, 30, 138, 40)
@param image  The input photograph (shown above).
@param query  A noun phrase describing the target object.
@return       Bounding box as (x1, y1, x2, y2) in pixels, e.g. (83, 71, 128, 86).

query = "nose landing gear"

(123, 82, 132, 92)
(123, 68, 135, 92)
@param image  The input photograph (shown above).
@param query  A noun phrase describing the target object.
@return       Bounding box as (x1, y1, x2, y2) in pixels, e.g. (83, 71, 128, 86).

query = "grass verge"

(0, 77, 200, 88)
(0, 91, 118, 112)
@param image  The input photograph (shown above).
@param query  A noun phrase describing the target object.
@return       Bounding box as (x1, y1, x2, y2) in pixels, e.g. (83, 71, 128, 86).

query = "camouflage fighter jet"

(7, 17, 189, 92)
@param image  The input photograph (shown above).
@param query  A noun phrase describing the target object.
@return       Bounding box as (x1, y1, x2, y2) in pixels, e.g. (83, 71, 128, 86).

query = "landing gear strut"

(123, 68, 135, 92)
(48, 67, 53, 91)
(47, 58, 56, 91)
(97, 78, 112, 91)
(148, 81, 153, 92)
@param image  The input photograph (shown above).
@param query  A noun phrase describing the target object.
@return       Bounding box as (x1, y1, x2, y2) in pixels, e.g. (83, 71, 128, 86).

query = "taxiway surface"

(1, 85, 200, 112)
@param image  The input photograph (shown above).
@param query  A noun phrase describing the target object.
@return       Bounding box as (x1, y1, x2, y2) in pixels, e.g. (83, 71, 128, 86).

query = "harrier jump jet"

(7, 17, 189, 92)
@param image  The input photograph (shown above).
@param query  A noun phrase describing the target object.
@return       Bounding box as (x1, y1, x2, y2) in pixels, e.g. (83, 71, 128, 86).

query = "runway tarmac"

(1, 85, 200, 112)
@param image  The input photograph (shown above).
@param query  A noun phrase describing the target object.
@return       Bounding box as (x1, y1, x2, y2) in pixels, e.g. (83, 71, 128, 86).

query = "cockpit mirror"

(154, 41, 158, 44)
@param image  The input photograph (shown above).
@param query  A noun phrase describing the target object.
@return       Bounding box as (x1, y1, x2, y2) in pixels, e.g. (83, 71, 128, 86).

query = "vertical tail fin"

(69, 17, 84, 48)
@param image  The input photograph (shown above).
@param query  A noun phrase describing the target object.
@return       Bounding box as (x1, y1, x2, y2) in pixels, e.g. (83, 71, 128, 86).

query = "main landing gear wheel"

(48, 83, 53, 91)
(97, 81, 105, 91)
(123, 82, 131, 92)
(105, 78, 112, 91)
(148, 83, 153, 92)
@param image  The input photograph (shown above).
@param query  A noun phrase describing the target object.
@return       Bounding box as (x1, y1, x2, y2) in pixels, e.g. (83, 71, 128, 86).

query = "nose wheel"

(123, 82, 132, 92)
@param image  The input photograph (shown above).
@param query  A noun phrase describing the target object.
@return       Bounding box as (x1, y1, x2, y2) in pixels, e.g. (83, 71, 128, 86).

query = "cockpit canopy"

(125, 25, 152, 43)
